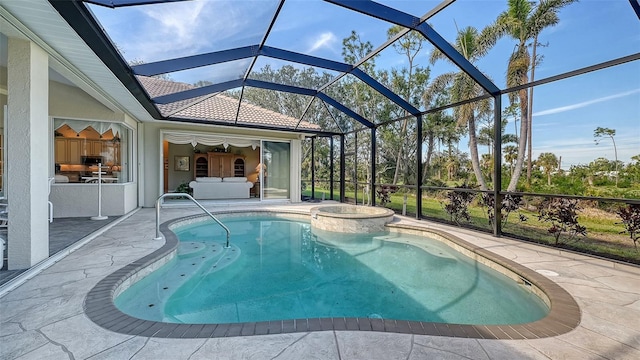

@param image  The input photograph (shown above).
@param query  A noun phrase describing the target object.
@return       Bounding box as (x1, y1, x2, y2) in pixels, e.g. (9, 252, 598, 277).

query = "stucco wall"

(51, 182, 137, 217)
(49, 80, 124, 121)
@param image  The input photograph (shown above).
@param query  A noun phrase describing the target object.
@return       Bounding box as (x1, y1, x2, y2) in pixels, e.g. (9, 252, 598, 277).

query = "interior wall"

(167, 143, 262, 191)
(142, 121, 302, 208)
(167, 143, 194, 191)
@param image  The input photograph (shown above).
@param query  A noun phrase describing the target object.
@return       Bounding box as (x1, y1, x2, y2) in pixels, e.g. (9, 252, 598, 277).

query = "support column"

(416, 115, 423, 219)
(370, 127, 376, 207)
(7, 38, 49, 269)
(329, 136, 334, 200)
(311, 137, 315, 200)
(340, 135, 345, 203)
(493, 95, 503, 237)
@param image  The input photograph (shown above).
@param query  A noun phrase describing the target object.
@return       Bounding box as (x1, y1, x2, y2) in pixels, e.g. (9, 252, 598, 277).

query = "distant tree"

(594, 127, 619, 186)
(538, 152, 559, 186)
(387, 25, 427, 185)
(504, 145, 519, 176)
(485, 0, 578, 191)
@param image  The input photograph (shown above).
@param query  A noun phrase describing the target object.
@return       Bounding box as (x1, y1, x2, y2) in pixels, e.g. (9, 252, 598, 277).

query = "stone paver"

(1, 203, 639, 359)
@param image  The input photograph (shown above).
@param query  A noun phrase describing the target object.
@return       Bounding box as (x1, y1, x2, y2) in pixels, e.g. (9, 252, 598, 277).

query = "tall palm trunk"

(507, 88, 529, 192)
(468, 114, 487, 190)
(526, 34, 538, 187)
(423, 131, 434, 179)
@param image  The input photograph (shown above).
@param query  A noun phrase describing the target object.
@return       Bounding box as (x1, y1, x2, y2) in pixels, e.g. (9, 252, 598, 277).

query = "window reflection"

(53, 119, 131, 183)
(263, 141, 290, 199)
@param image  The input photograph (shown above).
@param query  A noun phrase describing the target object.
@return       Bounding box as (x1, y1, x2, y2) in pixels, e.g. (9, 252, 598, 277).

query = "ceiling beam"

(317, 93, 374, 128)
(153, 79, 243, 104)
(131, 46, 258, 76)
(83, 0, 192, 8)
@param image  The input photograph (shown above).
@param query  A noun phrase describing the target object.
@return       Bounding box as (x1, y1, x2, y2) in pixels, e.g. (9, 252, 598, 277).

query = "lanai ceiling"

(47, 0, 640, 135)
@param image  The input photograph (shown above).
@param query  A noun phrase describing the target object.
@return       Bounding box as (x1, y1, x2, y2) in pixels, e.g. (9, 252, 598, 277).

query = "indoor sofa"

(189, 177, 254, 200)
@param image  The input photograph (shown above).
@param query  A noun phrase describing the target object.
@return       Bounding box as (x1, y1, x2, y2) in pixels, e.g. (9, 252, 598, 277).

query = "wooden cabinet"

(55, 138, 67, 163)
(193, 152, 245, 178)
(90, 140, 103, 157)
(194, 154, 208, 177)
(55, 138, 82, 164)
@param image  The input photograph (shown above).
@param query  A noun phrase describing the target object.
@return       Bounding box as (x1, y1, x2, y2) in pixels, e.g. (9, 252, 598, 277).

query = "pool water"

(115, 216, 548, 325)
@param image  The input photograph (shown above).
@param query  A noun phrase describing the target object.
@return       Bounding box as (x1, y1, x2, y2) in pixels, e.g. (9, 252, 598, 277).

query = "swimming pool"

(114, 215, 548, 326)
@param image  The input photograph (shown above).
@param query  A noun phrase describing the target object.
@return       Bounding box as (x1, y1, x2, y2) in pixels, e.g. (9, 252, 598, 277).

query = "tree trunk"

(547, 172, 551, 186)
(423, 131, 434, 180)
(612, 135, 618, 187)
(468, 115, 488, 190)
(526, 34, 538, 187)
(392, 119, 408, 184)
(507, 88, 529, 192)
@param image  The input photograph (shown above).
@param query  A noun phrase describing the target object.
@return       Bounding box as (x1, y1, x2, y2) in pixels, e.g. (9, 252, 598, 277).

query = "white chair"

(48, 177, 54, 223)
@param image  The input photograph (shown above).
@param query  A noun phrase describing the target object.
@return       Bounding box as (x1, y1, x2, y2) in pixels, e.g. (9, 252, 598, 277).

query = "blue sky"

(89, 0, 640, 169)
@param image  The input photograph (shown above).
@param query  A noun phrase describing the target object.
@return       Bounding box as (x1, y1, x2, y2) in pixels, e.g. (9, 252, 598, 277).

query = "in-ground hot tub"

(310, 205, 395, 233)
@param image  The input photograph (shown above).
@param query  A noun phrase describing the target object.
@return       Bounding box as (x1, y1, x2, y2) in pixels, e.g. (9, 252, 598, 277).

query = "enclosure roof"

(48, 0, 640, 135)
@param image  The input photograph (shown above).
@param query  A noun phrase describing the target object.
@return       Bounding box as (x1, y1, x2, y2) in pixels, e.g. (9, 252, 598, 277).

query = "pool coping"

(84, 209, 581, 339)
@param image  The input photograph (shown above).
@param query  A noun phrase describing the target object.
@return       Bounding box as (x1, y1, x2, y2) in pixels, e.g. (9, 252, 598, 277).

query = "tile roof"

(137, 76, 320, 131)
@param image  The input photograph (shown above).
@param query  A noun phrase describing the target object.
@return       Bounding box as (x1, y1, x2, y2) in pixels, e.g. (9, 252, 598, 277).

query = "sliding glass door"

(262, 141, 290, 200)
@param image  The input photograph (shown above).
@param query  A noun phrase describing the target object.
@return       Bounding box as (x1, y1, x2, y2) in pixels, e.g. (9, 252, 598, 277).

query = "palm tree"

(538, 152, 559, 186)
(425, 26, 496, 191)
(594, 127, 619, 186)
(486, 0, 577, 191)
(504, 145, 519, 176)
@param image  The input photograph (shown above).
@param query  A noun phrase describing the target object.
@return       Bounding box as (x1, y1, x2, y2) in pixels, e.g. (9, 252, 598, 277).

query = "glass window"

(52, 119, 132, 184)
(263, 141, 290, 199)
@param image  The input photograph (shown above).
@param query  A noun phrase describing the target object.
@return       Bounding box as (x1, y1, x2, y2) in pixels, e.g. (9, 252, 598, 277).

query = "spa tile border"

(84, 209, 580, 339)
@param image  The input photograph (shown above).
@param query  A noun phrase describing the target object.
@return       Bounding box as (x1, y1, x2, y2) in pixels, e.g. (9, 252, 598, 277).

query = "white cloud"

(307, 32, 338, 54)
(533, 88, 640, 117)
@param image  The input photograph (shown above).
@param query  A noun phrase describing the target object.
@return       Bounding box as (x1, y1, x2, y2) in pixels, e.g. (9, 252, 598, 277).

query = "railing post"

(154, 193, 231, 248)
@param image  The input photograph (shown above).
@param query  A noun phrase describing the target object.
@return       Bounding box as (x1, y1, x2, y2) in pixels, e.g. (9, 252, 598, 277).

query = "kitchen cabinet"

(90, 140, 103, 157)
(194, 152, 244, 178)
(55, 138, 82, 164)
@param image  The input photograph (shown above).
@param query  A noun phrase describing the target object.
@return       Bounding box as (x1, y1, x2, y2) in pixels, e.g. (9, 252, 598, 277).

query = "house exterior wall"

(49, 81, 124, 122)
(47, 80, 139, 218)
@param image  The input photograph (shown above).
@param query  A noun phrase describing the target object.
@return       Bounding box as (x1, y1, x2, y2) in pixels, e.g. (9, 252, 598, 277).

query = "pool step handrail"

(154, 193, 231, 248)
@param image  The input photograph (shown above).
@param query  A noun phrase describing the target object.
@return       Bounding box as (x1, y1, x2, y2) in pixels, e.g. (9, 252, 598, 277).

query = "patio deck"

(1, 203, 639, 359)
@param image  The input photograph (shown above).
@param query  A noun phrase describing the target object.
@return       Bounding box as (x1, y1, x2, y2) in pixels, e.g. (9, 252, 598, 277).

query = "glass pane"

(248, 57, 339, 90)
(88, 0, 281, 63)
(53, 119, 130, 183)
(263, 141, 290, 199)
(163, 59, 251, 87)
(265, 0, 393, 64)
(168, 88, 243, 124)
(300, 98, 343, 134)
(322, 100, 362, 134)
(426, 99, 495, 190)
(503, 60, 640, 193)
(358, 29, 434, 112)
(429, 0, 509, 89)
(430, 0, 640, 90)
(238, 89, 313, 130)
(421, 107, 462, 186)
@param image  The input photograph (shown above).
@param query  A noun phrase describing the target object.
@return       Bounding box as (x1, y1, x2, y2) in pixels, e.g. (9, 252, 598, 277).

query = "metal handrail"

(154, 193, 231, 248)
